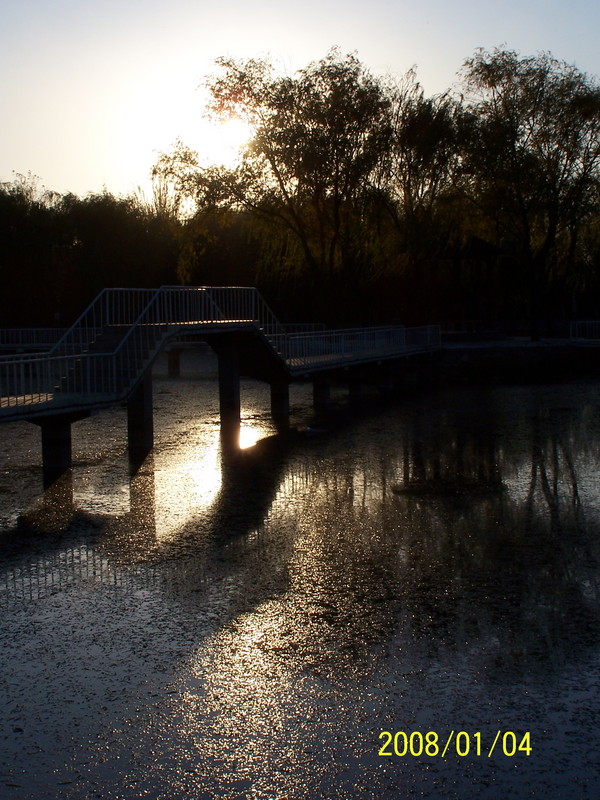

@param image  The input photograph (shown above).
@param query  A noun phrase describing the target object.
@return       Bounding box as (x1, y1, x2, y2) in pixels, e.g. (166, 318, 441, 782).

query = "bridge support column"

(313, 378, 331, 411)
(348, 370, 366, 405)
(217, 341, 241, 432)
(167, 348, 183, 378)
(33, 410, 89, 489)
(270, 380, 290, 421)
(378, 364, 396, 394)
(40, 417, 73, 489)
(127, 369, 153, 461)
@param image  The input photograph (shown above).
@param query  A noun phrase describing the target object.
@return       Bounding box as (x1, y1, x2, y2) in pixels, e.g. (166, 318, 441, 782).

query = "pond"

(1, 353, 599, 798)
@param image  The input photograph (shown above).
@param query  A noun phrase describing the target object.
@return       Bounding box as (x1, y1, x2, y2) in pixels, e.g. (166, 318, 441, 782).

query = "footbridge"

(0, 286, 440, 486)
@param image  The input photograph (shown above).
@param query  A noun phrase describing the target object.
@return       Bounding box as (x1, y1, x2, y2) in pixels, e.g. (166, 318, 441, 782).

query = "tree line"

(2, 47, 600, 333)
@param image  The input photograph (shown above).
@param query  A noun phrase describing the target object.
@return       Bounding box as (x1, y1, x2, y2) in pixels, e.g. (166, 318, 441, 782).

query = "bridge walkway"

(0, 286, 440, 487)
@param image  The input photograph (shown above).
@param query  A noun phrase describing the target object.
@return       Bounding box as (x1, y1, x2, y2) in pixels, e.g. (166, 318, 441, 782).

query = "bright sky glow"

(2, 0, 599, 197)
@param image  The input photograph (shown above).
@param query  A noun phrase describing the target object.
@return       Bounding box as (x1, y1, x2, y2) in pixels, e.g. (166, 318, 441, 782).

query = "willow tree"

(370, 74, 463, 321)
(459, 48, 600, 332)
(382, 75, 459, 250)
(155, 51, 393, 314)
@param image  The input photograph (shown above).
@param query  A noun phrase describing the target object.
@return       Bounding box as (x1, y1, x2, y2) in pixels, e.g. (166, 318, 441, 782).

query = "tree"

(458, 48, 600, 334)
(0, 174, 69, 325)
(382, 74, 459, 251)
(368, 75, 463, 322)
(156, 50, 394, 317)
(59, 191, 179, 298)
(0, 179, 180, 325)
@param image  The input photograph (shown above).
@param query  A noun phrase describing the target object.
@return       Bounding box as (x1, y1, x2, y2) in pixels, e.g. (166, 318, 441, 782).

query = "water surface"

(1, 355, 599, 798)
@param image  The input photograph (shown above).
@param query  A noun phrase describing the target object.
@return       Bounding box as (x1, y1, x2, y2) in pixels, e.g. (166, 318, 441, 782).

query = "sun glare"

(239, 424, 263, 450)
(196, 116, 253, 168)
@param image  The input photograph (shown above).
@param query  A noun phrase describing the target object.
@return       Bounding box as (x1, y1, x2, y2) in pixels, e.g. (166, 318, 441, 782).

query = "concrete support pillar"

(348, 370, 365, 405)
(127, 369, 153, 461)
(313, 378, 331, 411)
(378, 364, 396, 394)
(40, 417, 73, 489)
(217, 341, 241, 432)
(167, 348, 183, 378)
(270, 380, 290, 420)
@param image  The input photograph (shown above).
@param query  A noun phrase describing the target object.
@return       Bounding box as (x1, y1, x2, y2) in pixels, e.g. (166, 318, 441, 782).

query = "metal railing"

(570, 321, 600, 339)
(204, 287, 284, 337)
(406, 325, 442, 347)
(98, 286, 224, 398)
(49, 289, 158, 356)
(0, 287, 226, 413)
(0, 286, 441, 418)
(0, 328, 67, 351)
(281, 323, 326, 334)
(273, 325, 440, 367)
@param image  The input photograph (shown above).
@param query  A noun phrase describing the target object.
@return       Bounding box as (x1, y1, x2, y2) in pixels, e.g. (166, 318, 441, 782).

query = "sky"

(1, 0, 599, 199)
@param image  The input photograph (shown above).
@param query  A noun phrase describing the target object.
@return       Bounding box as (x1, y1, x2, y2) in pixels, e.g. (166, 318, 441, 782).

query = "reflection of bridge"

(0, 286, 440, 486)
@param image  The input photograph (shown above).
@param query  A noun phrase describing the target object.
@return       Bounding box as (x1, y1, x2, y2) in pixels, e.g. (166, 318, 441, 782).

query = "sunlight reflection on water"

(239, 423, 264, 450)
(153, 427, 222, 539)
(2, 369, 600, 799)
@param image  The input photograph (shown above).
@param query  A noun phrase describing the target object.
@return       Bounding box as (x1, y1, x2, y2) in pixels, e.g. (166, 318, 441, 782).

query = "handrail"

(271, 324, 440, 365)
(105, 287, 224, 398)
(0, 287, 227, 410)
(204, 286, 285, 337)
(0, 328, 67, 350)
(0, 286, 442, 418)
(49, 288, 159, 356)
(48, 288, 108, 355)
(570, 321, 600, 339)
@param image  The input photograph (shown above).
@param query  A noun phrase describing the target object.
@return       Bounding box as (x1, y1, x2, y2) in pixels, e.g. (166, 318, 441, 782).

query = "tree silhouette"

(3, 48, 600, 330)
(458, 49, 600, 336)
(155, 50, 394, 319)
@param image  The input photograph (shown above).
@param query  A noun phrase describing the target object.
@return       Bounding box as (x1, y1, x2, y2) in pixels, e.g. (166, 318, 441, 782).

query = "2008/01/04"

(379, 730, 532, 758)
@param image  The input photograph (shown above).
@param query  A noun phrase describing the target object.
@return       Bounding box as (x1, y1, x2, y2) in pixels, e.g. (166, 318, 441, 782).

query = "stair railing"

(107, 286, 224, 397)
(49, 288, 158, 357)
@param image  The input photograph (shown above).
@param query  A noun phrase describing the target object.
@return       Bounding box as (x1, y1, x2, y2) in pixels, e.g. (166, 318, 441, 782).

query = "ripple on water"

(1, 373, 600, 798)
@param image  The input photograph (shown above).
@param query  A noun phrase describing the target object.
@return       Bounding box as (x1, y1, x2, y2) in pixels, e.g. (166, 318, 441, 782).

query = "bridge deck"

(0, 286, 441, 423)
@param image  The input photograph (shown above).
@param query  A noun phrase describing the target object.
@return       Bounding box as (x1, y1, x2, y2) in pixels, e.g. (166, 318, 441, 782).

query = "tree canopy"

(458, 48, 600, 331)
(157, 51, 393, 290)
(3, 47, 600, 330)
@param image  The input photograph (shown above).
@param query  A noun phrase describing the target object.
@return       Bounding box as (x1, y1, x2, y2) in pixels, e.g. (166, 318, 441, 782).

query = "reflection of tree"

(269, 389, 600, 681)
(393, 406, 504, 497)
(4, 387, 600, 684)
(527, 410, 581, 521)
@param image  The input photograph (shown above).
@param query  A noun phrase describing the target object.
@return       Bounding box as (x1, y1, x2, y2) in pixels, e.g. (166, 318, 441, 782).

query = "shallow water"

(1, 352, 600, 799)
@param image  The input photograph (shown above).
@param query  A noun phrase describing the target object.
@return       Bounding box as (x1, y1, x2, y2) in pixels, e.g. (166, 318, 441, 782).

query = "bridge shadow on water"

(3, 384, 600, 798)
(2, 424, 303, 608)
(3, 384, 600, 684)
